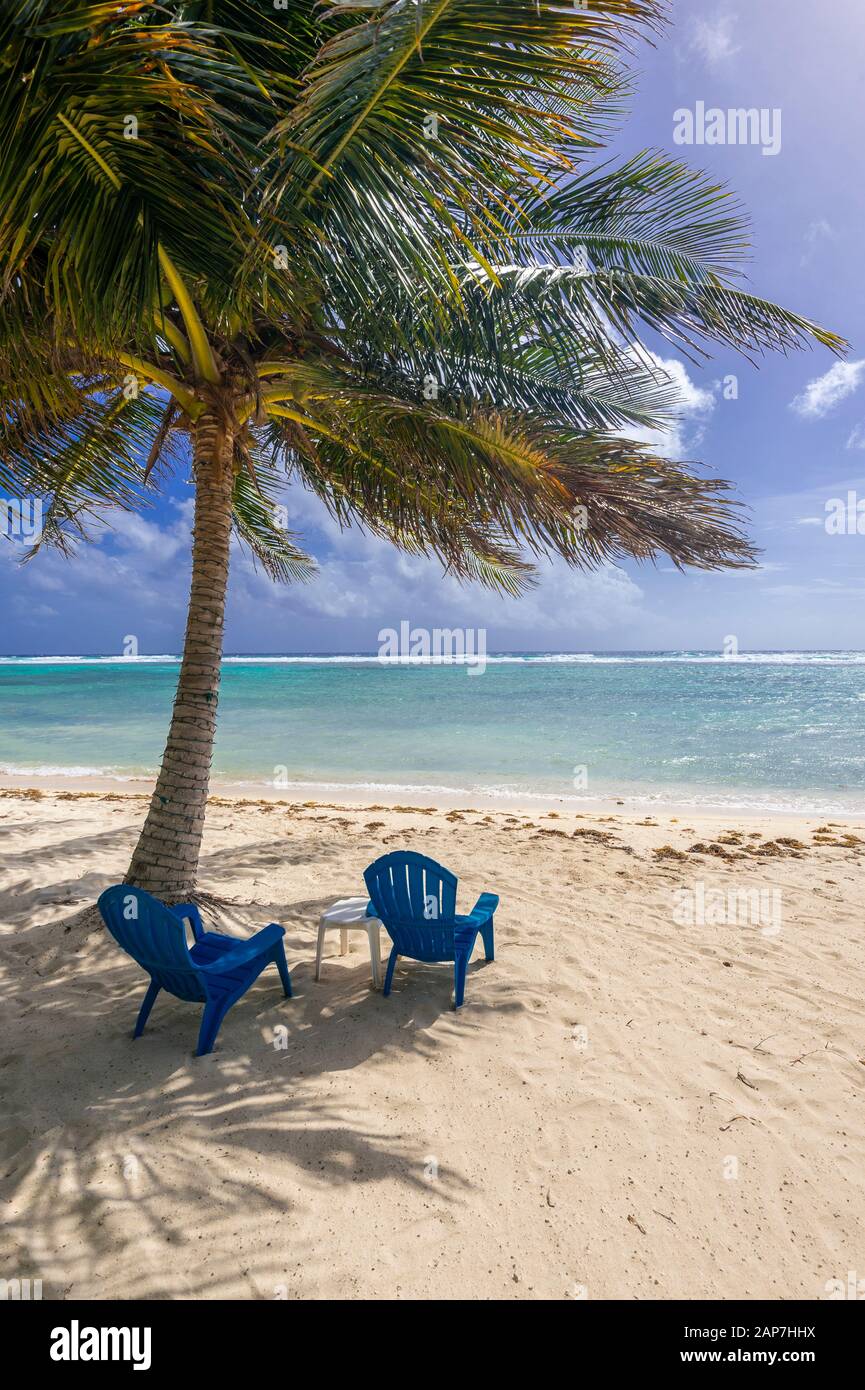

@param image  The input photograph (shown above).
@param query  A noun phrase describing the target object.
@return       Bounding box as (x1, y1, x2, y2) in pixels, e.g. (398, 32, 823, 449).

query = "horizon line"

(2, 648, 864, 660)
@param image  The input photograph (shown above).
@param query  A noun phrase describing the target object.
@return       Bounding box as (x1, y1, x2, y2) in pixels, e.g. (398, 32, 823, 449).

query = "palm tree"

(0, 0, 844, 901)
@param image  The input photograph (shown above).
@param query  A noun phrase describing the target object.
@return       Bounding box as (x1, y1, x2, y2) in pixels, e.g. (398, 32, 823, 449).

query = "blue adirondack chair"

(97, 885, 292, 1056)
(363, 851, 498, 1007)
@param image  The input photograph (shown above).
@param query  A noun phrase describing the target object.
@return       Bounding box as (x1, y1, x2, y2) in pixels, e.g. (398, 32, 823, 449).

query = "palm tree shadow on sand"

(0, 827, 521, 1299)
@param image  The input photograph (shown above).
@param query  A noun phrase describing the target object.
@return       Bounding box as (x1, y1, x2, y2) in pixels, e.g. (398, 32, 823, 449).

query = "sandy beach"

(1, 783, 862, 1301)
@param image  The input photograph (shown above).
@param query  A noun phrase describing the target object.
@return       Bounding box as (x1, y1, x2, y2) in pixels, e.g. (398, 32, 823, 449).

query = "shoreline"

(1, 771, 864, 823)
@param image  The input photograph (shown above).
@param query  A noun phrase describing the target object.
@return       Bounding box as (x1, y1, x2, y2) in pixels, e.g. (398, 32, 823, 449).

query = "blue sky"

(3, 0, 865, 655)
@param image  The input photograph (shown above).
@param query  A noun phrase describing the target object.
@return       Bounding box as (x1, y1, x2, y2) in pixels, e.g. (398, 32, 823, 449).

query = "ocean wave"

(0, 655, 179, 665)
(2, 651, 865, 667)
(0, 763, 152, 780)
(216, 775, 865, 817)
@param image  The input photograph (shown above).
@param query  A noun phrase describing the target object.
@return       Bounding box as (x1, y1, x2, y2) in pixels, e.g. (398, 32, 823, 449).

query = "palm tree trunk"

(125, 409, 235, 899)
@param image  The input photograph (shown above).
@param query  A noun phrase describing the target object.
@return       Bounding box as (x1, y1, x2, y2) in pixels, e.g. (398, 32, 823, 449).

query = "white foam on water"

(0, 763, 153, 780)
(222, 776, 865, 818)
(2, 651, 865, 667)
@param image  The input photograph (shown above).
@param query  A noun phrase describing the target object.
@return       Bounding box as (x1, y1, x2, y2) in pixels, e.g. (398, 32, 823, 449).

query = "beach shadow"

(0, 819, 134, 872)
(0, 826, 518, 1300)
(197, 835, 344, 878)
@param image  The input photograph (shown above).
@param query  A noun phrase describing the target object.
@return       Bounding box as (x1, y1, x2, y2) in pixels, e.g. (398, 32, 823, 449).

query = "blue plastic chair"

(363, 851, 498, 1007)
(97, 885, 292, 1056)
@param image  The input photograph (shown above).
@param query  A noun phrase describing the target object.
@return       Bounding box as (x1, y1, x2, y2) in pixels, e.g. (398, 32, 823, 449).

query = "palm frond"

(1, 386, 169, 554)
(454, 261, 845, 368)
(253, 366, 754, 578)
(261, 0, 664, 292)
(231, 457, 317, 584)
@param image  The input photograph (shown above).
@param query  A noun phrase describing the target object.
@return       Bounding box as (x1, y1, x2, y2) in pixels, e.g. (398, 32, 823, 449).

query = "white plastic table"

(315, 896, 383, 989)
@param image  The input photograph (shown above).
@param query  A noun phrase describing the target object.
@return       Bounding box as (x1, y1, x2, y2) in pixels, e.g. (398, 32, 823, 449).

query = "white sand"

(1, 785, 863, 1300)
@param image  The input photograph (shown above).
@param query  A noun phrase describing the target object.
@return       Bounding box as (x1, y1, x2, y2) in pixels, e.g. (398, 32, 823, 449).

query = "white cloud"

(764, 580, 865, 600)
(662, 357, 717, 416)
(689, 12, 741, 67)
(231, 504, 646, 642)
(805, 219, 834, 244)
(626, 353, 716, 457)
(847, 424, 865, 450)
(790, 361, 865, 419)
(109, 508, 189, 564)
(10, 595, 58, 620)
(800, 219, 836, 267)
(0, 498, 195, 653)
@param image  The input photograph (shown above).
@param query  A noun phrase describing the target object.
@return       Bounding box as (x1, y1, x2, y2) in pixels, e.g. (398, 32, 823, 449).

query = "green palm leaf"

(231, 457, 317, 584)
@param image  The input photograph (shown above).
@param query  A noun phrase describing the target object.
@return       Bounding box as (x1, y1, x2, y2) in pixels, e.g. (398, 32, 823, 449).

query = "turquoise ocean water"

(1, 653, 864, 814)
